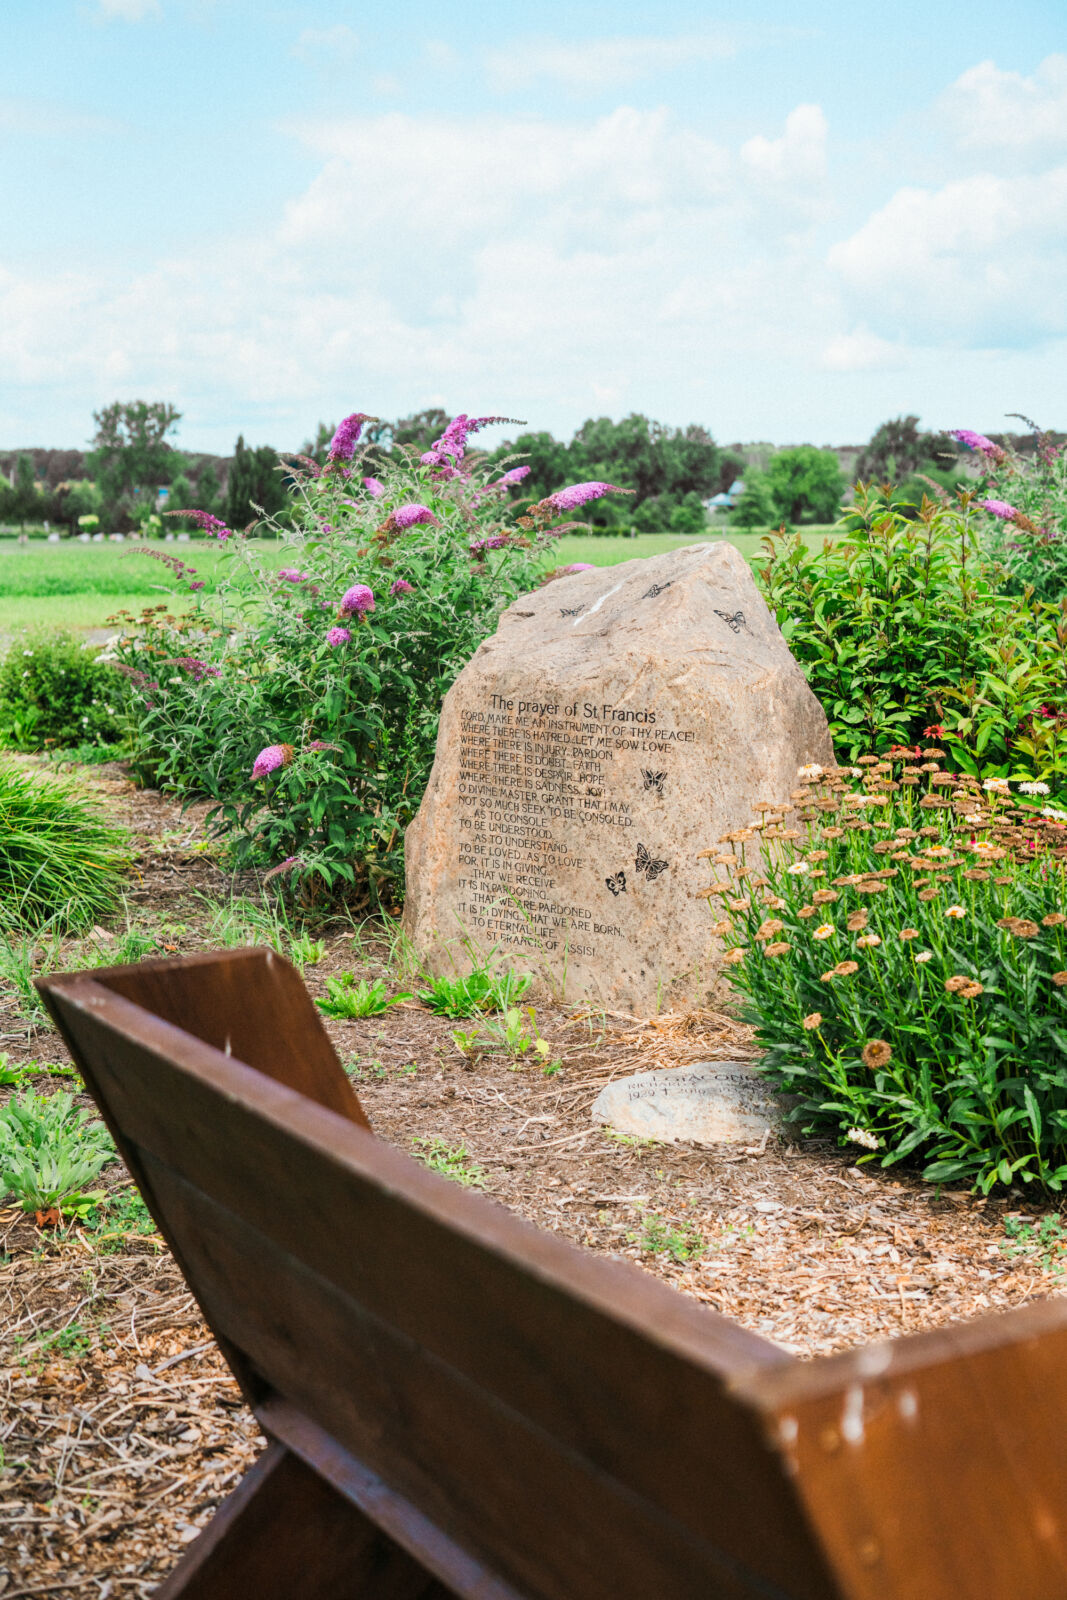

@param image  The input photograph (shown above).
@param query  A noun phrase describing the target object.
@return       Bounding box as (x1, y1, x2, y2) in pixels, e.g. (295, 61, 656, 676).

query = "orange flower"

(755, 918, 785, 941)
(1052, 972, 1067, 987)
(802, 1012, 822, 1030)
(763, 941, 791, 957)
(899, 928, 920, 940)
(846, 909, 869, 932)
(812, 888, 839, 905)
(833, 960, 859, 977)
(723, 947, 746, 966)
(862, 1040, 892, 1069)
(1042, 913, 1067, 928)
(918, 887, 940, 901)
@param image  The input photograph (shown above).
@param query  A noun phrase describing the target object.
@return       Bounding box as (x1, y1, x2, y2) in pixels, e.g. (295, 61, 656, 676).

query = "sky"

(0, 1, 1065, 457)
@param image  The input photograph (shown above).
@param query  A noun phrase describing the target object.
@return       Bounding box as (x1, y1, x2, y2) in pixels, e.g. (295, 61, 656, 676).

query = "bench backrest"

(38, 950, 1067, 1600)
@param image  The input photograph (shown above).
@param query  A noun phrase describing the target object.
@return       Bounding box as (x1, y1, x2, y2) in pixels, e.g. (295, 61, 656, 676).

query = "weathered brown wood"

(39, 964, 836, 1600)
(153, 1440, 446, 1600)
(39, 950, 1067, 1600)
(86, 947, 369, 1127)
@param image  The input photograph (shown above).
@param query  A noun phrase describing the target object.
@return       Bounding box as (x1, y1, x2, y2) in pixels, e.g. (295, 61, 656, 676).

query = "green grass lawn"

(0, 525, 838, 637)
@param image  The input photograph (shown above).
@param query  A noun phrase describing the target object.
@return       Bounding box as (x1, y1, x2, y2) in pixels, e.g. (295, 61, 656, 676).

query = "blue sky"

(1, 0, 1065, 455)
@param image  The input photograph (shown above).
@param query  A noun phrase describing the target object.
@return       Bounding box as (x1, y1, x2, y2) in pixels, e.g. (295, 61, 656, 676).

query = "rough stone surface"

(591, 1061, 782, 1146)
(404, 541, 832, 1012)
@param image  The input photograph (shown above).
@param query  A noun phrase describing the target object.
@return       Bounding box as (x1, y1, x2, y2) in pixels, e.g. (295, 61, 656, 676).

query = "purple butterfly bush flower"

(179, 509, 235, 540)
(326, 626, 352, 646)
(534, 482, 633, 514)
(363, 476, 385, 497)
(251, 743, 294, 780)
(175, 656, 222, 682)
(979, 497, 1020, 521)
(189, 580, 205, 591)
(470, 535, 510, 555)
(277, 567, 308, 583)
(339, 583, 375, 615)
(328, 413, 374, 463)
(420, 414, 521, 473)
(494, 465, 531, 487)
(390, 578, 415, 595)
(562, 562, 595, 572)
(390, 503, 439, 530)
(307, 740, 335, 751)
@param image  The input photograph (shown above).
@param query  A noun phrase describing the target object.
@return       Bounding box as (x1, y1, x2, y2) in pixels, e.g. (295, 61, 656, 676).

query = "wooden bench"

(38, 947, 1067, 1600)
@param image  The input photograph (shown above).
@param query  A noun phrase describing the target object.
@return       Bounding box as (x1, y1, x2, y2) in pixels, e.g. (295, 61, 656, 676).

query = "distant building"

(705, 478, 745, 512)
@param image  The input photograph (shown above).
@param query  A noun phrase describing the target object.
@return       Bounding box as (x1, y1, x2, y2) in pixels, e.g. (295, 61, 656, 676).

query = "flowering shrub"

(757, 488, 1067, 788)
(0, 631, 124, 751)
(115, 410, 621, 903)
(707, 755, 1067, 1192)
(954, 417, 1067, 601)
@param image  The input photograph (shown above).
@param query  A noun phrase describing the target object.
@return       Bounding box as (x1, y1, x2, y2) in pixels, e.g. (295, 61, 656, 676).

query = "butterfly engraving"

(560, 605, 584, 618)
(714, 608, 747, 634)
(642, 770, 667, 794)
(642, 581, 672, 600)
(605, 870, 627, 896)
(635, 842, 669, 881)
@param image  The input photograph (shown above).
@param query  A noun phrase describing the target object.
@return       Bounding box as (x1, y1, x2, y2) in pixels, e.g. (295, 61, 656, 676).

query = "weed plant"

(418, 966, 531, 1018)
(0, 759, 129, 930)
(710, 754, 1067, 1193)
(412, 1136, 488, 1188)
(0, 1090, 116, 1213)
(757, 490, 1067, 786)
(316, 974, 412, 1019)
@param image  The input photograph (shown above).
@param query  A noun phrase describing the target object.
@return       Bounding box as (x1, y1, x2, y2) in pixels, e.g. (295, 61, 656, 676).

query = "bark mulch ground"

(1, 759, 1064, 1595)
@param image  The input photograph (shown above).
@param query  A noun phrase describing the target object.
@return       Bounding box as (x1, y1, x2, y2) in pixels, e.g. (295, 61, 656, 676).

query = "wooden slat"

(87, 947, 368, 1127)
(743, 1302, 1067, 1600)
(39, 970, 838, 1600)
(153, 1441, 444, 1600)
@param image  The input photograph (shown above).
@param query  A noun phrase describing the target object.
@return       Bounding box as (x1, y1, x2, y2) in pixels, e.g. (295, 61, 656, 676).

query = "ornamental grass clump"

(0, 758, 130, 931)
(706, 753, 1067, 1193)
(115, 408, 627, 905)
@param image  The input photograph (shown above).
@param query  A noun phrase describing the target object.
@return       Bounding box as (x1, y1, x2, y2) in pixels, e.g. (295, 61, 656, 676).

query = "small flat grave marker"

(591, 1060, 783, 1146)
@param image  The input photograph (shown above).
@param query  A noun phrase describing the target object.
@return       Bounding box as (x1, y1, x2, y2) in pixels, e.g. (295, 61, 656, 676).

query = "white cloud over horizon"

(3, 49, 1066, 450)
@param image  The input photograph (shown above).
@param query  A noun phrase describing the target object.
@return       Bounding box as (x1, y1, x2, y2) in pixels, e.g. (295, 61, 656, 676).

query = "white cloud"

(96, 0, 161, 19)
(741, 104, 827, 185)
(484, 33, 737, 93)
(828, 167, 1067, 345)
(821, 328, 903, 372)
(292, 25, 359, 64)
(942, 54, 1067, 158)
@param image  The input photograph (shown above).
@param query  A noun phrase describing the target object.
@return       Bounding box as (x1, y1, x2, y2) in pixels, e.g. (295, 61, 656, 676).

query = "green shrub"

(757, 489, 1067, 786)
(957, 418, 1067, 602)
(116, 411, 623, 904)
(0, 1089, 116, 1213)
(0, 630, 124, 750)
(0, 757, 130, 930)
(710, 756, 1067, 1193)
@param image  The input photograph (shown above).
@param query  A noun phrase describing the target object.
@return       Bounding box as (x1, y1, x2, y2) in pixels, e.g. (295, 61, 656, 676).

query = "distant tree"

(731, 469, 778, 529)
(389, 409, 450, 454)
(194, 460, 224, 518)
(669, 491, 708, 536)
(8, 454, 44, 524)
(53, 479, 103, 532)
(765, 447, 846, 524)
(88, 400, 183, 505)
(226, 435, 289, 528)
(856, 416, 957, 485)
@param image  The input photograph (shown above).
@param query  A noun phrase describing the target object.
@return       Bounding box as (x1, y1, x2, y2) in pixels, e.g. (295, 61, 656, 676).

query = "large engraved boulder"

(404, 541, 832, 1013)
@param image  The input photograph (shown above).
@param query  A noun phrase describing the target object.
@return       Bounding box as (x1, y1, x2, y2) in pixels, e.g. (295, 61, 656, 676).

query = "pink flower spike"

(562, 562, 595, 572)
(363, 476, 385, 497)
(952, 428, 997, 453)
(390, 578, 415, 595)
(277, 567, 307, 583)
(189, 580, 205, 591)
(535, 482, 634, 513)
(470, 535, 510, 555)
(339, 583, 376, 615)
(391, 503, 439, 530)
(494, 465, 531, 487)
(326, 626, 352, 647)
(251, 743, 294, 780)
(328, 413, 374, 462)
(979, 498, 1020, 521)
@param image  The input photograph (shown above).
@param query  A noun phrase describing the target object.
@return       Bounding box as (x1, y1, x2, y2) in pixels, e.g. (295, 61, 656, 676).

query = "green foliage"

(731, 468, 778, 529)
(451, 1003, 550, 1063)
(856, 415, 958, 488)
(226, 434, 290, 529)
(316, 974, 412, 1019)
(0, 760, 129, 931)
(630, 1211, 706, 1262)
(969, 417, 1067, 602)
(1001, 1212, 1067, 1273)
(0, 630, 124, 749)
(764, 446, 846, 524)
(289, 932, 325, 970)
(412, 1136, 488, 1188)
(713, 758, 1067, 1194)
(756, 491, 1067, 781)
(86, 1185, 161, 1252)
(87, 399, 183, 505)
(0, 1090, 117, 1212)
(418, 965, 531, 1018)
(116, 427, 582, 904)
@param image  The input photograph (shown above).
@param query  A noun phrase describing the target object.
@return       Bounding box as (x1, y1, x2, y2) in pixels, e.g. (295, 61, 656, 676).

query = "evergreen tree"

(226, 435, 289, 528)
